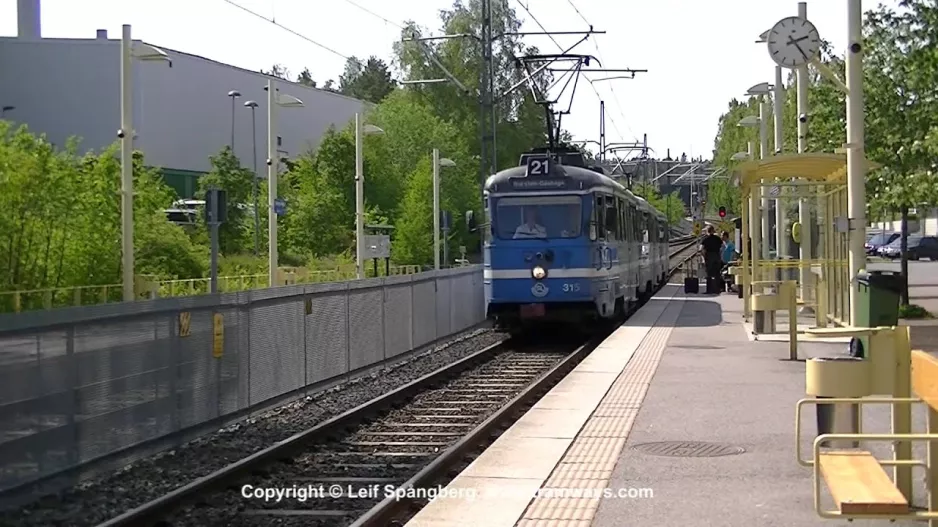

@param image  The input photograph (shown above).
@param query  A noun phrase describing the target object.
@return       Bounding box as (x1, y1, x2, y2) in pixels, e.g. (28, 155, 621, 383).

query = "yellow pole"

(741, 196, 751, 321)
(894, 326, 913, 500)
(788, 280, 797, 360)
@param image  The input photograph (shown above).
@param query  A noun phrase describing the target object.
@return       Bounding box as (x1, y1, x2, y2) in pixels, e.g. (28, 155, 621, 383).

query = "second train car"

(470, 148, 670, 332)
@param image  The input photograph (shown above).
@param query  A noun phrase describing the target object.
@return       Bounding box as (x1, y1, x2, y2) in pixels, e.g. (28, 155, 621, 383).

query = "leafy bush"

(899, 303, 932, 319)
(0, 121, 203, 292)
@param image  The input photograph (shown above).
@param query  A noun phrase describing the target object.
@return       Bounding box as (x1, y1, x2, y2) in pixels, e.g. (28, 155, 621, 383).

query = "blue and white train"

(467, 148, 670, 332)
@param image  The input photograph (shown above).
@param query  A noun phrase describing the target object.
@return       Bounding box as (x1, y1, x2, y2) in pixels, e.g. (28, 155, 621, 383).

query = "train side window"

(617, 198, 625, 240)
(629, 206, 635, 243)
(604, 195, 618, 241)
(594, 196, 606, 240)
(626, 206, 632, 243)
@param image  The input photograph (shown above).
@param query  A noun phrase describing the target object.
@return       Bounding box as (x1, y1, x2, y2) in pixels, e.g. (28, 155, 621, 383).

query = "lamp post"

(354, 113, 385, 279)
(227, 90, 241, 153)
(432, 149, 457, 270)
(745, 84, 775, 263)
(738, 112, 769, 265)
(773, 66, 788, 258)
(755, 27, 792, 264)
(845, 0, 866, 325)
(119, 24, 170, 302)
(244, 100, 260, 256)
(265, 79, 304, 288)
(796, 1, 814, 309)
(733, 148, 754, 317)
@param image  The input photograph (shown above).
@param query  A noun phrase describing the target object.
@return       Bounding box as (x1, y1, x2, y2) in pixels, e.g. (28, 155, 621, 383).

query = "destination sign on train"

(509, 177, 567, 189)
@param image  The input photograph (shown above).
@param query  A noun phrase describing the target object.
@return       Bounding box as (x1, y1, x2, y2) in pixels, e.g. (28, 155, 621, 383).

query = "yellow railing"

(0, 264, 425, 314)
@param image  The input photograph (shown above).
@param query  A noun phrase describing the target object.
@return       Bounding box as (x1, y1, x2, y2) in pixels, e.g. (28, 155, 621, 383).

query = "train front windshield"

(494, 196, 582, 239)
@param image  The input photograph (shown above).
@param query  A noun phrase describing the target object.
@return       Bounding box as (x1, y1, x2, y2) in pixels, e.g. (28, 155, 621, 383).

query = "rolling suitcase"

(683, 260, 699, 294)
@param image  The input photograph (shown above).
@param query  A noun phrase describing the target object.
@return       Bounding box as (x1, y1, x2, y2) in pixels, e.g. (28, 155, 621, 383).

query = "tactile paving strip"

(518, 291, 686, 525)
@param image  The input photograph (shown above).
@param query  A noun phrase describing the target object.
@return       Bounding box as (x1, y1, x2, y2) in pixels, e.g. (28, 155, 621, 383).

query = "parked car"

(865, 231, 899, 255)
(879, 235, 938, 260)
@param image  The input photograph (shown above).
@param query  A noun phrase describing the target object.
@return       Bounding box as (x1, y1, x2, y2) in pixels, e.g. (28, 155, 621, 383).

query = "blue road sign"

(441, 210, 452, 230)
(274, 198, 286, 216)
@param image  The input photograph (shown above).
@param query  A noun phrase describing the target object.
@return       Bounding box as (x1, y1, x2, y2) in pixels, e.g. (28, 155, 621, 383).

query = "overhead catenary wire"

(341, 0, 404, 29)
(513, 0, 635, 146)
(564, 0, 639, 144)
(222, 0, 361, 65)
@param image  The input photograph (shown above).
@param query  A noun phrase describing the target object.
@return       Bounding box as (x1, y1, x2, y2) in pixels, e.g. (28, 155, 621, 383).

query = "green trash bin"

(855, 270, 905, 329)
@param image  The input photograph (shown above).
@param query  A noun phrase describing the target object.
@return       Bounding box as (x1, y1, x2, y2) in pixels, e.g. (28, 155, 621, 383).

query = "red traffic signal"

(718, 206, 726, 218)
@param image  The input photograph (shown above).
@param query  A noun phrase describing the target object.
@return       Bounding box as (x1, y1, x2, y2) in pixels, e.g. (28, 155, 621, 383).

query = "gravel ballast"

(4, 327, 507, 527)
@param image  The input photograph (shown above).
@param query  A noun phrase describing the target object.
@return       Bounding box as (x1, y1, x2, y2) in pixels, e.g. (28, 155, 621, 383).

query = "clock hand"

(787, 36, 810, 61)
(794, 42, 809, 61)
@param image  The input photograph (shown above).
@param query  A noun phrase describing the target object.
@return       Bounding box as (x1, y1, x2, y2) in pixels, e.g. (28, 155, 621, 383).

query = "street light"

(738, 111, 770, 263)
(244, 100, 260, 256)
(227, 90, 241, 153)
(1, 106, 13, 117)
(119, 24, 171, 302)
(354, 113, 385, 279)
(433, 149, 457, 270)
(266, 79, 304, 287)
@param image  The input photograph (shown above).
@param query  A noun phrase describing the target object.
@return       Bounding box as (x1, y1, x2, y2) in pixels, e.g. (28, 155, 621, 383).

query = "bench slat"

(912, 350, 938, 411)
(818, 451, 909, 515)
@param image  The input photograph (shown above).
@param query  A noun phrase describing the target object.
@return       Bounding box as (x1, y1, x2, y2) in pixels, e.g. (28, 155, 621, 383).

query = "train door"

(617, 196, 627, 296)
(593, 194, 616, 317)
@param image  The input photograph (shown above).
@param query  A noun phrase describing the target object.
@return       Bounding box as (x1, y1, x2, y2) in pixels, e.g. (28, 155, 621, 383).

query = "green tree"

(393, 0, 552, 171)
(632, 182, 685, 225)
(261, 63, 290, 79)
(296, 67, 317, 88)
(338, 56, 396, 104)
(196, 146, 256, 254)
(395, 156, 435, 265)
(0, 121, 205, 307)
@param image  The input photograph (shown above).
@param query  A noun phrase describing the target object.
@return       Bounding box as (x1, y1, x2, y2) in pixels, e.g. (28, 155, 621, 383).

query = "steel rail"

(349, 336, 604, 527)
(94, 340, 512, 527)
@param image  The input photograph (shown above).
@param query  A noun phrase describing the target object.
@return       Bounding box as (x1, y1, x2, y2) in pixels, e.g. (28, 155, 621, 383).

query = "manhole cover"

(632, 441, 745, 457)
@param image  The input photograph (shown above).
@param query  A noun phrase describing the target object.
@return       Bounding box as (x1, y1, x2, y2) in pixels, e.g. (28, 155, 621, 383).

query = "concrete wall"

(0, 36, 368, 174)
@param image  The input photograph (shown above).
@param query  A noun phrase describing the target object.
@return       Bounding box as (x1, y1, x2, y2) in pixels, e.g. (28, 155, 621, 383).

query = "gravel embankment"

(5, 328, 507, 527)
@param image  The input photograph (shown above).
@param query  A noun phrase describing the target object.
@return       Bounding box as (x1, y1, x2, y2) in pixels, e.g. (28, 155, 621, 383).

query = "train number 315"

(562, 283, 580, 292)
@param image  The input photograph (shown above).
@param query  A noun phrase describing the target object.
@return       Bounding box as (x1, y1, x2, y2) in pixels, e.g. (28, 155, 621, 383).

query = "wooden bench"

(817, 450, 909, 515)
(812, 350, 938, 521)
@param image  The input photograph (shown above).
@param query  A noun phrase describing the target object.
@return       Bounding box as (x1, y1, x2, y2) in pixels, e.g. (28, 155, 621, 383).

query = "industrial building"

(0, 0, 369, 198)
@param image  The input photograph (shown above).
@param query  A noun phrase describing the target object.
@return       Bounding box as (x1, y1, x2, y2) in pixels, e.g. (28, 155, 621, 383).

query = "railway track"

(93, 336, 597, 527)
(79, 239, 703, 527)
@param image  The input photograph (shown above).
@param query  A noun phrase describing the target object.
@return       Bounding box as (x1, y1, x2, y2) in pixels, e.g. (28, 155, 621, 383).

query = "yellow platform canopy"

(733, 153, 879, 195)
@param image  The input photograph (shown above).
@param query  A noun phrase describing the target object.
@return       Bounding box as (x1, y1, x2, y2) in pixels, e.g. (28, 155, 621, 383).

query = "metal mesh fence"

(0, 266, 484, 493)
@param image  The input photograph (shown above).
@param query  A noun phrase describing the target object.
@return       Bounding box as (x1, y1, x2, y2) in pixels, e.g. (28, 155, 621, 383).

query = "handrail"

(0, 264, 426, 313)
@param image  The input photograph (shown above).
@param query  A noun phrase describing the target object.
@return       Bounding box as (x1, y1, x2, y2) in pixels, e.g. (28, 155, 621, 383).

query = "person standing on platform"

(720, 231, 736, 292)
(700, 226, 724, 288)
(721, 231, 736, 266)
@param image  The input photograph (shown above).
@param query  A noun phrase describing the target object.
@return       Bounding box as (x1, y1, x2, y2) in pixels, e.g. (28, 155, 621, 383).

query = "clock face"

(767, 16, 821, 68)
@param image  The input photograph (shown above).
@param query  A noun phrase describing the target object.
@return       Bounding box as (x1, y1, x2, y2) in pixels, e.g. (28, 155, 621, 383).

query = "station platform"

(406, 283, 930, 527)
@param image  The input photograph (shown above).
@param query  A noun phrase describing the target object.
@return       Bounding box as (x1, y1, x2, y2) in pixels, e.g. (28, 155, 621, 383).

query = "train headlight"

(532, 265, 547, 280)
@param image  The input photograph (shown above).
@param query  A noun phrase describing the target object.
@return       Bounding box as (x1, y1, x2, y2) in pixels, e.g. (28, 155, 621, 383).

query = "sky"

(0, 0, 894, 161)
